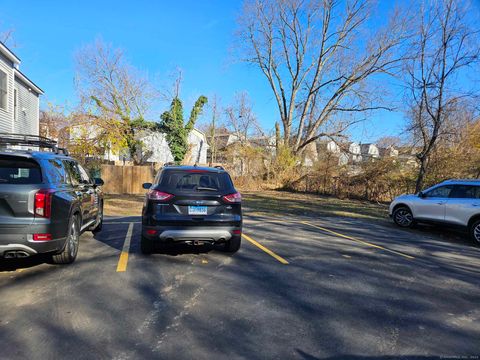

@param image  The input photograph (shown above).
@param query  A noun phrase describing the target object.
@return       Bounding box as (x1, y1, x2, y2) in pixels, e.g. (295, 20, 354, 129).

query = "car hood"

(394, 194, 417, 201)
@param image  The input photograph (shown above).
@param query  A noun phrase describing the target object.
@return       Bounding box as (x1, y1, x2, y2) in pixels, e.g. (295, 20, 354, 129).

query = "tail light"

(232, 229, 242, 235)
(34, 189, 55, 218)
(147, 189, 174, 201)
(33, 233, 52, 241)
(223, 192, 241, 203)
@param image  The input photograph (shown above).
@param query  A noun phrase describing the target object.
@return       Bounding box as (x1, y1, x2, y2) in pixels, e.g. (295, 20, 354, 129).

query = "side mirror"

(418, 191, 426, 198)
(142, 182, 152, 190)
(94, 178, 104, 186)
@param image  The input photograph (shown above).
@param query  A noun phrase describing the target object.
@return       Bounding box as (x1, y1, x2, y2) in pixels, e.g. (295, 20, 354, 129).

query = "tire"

(141, 235, 154, 255)
(392, 206, 415, 228)
(51, 215, 80, 264)
(469, 220, 480, 246)
(90, 202, 103, 233)
(224, 236, 241, 253)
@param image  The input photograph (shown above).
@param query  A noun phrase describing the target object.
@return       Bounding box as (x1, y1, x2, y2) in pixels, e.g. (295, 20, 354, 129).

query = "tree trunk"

(415, 158, 427, 193)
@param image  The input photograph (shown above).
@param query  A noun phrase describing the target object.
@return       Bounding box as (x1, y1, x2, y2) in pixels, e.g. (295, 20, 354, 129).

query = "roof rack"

(214, 165, 224, 170)
(163, 162, 177, 167)
(0, 133, 69, 156)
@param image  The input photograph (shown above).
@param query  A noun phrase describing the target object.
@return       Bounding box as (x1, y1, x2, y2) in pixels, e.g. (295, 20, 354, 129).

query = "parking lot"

(1, 193, 479, 359)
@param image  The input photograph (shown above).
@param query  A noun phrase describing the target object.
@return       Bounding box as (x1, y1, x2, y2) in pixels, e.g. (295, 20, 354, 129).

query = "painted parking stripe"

(116, 222, 134, 272)
(242, 233, 289, 264)
(301, 221, 415, 260)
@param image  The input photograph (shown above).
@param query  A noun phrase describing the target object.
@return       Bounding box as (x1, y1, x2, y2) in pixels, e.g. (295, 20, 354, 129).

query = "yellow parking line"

(242, 233, 289, 264)
(116, 222, 134, 272)
(301, 221, 415, 260)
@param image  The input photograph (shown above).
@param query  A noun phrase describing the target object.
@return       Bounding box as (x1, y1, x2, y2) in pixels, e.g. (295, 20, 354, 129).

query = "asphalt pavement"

(1, 211, 479, 359)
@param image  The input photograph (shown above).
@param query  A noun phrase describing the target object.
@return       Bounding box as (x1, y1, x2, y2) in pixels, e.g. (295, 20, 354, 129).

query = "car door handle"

(473, 204, 480, 207)
(437, 202, 445, 205)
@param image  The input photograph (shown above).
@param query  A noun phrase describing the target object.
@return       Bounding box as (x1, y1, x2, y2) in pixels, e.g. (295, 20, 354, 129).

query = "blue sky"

(1, 0, 477, 142)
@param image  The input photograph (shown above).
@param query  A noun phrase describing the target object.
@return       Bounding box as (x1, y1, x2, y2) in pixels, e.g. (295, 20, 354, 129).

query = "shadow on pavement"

(149, 242, 226, 256)
(0, 254, 52, 272)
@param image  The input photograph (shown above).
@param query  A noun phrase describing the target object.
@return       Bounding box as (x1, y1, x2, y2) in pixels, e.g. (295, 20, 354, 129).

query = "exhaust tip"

(4, 251, 16, 259)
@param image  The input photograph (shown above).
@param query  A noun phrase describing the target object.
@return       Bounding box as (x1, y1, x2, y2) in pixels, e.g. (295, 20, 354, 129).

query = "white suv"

(389, 179, 480, 245)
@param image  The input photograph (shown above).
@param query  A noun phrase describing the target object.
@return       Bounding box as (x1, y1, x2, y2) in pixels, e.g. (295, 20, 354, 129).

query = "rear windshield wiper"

(196, 186, 218, 191)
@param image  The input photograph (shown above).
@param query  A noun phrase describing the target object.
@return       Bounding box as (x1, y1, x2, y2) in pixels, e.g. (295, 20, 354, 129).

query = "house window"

(0, 70, 7, 110)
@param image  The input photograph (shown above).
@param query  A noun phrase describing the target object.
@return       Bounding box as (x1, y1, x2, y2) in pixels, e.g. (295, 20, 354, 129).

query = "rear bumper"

(0, 238, 67, 258)
(142, 224, 242, 244)
(0, 226, 67, 258)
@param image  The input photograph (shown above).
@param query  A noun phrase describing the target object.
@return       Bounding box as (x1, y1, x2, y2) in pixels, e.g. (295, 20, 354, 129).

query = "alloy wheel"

(474, 223, 480, 244)
(394, 209, 413, 227)
(69, 220, 79, 258)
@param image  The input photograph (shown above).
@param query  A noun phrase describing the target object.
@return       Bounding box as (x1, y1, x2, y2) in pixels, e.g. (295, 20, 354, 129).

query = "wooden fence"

(100, 165, 155, 194)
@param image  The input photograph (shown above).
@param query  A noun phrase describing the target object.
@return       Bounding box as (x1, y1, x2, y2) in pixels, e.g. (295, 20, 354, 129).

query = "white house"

(348, 142, 362, 163)
(379, 146, 399, 158)
(138, 128, 209, 165)
(324, 140, 362, 165)
(186, 128, 209, 164)
(70, 122, 209, 165)
(360, 143, 380, 160)
(0, 42, 43, 136)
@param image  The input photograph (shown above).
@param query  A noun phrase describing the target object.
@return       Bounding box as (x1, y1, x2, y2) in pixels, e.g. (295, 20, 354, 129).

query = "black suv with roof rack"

(0, 133, 104, 264)
(141, 165, 242, 254)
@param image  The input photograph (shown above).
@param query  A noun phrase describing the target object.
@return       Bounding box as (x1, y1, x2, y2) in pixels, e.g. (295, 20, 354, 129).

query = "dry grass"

(103, 190, 389, 221)
(104, 194, 144, 217)
(241, 190, 389, 222)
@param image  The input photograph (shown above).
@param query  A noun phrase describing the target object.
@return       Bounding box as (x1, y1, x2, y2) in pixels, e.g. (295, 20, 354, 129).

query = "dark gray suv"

(0, 134, 104, 264)
(141, 165, 242, 254)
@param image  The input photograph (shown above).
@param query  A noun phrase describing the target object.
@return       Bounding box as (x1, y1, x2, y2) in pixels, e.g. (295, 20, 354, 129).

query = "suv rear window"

(0, 157, 42, 184)
(158, 170, 234, 194)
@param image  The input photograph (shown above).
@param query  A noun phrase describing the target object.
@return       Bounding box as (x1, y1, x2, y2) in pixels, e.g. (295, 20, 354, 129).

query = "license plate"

(188, 206, 208, 215)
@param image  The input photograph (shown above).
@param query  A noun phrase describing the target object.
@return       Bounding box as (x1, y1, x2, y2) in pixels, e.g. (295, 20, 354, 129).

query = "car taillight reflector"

(232, 230, 242, 235)
(33, 233, 52, 241)
(223, 192, 241, 203)
(146, 229, 157, 235)
(34, 189, 55, 218)
(147, 190, 174, 201)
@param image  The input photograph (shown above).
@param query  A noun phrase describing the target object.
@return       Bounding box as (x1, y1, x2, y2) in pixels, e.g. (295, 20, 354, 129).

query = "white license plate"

(188, 206, 208, 215)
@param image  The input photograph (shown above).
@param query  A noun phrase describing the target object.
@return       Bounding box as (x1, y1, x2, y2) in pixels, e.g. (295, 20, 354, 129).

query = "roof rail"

(0, 132, 69, 156)
(214, 165, 224, 170)
(163, 162, 177, 167)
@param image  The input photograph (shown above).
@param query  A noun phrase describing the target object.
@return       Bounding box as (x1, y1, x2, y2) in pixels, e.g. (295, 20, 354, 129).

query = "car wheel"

(224, 236, 241, 253)
(90, 202, 103, 233)
(469, 220, 480, 246)
(393, 206, 415, 228)
(51, 215, 80, 264)
(141, 235, 153, 255)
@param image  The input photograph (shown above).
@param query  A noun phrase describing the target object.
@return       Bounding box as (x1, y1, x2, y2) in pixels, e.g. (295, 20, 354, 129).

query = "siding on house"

(187, 129, 209, 165)
(0, 52, 14, 133)
(0, 42, 43, 136)
(140, 131, 174, 164)
(14, 77, 40, 135)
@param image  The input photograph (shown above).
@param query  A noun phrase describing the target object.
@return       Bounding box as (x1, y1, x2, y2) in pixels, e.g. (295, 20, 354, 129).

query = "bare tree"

(225, 92, 262, 144)
(405, 0, 480, 192)
(39, 104, 70, 144)
(238, 0, 409, 154)
(205, 95, 222, 165)
(75, 39, 157, 164)
(225, 92, 265, 175)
